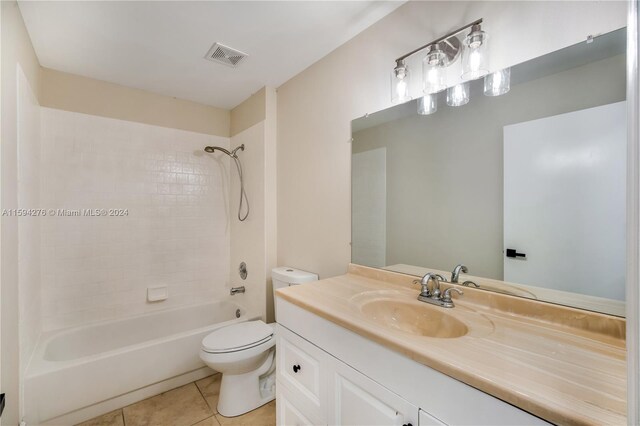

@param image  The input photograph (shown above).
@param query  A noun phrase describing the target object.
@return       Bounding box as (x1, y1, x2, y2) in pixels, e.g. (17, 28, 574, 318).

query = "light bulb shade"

(417, 94, 437, 115)
(425, 43, 446, 66)
(484, 67, 511, 96)
(461, 29, 489, 80)
(446, 82, 470, 107)
(390, 64, 411, 103)
(422, 57, 446, 94)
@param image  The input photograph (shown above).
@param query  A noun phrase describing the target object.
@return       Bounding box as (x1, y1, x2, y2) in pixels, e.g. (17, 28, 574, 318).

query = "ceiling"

(19, 1, 403, 109)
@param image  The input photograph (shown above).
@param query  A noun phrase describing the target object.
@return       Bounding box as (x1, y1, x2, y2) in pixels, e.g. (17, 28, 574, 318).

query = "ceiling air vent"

(204, 43, 248, 68)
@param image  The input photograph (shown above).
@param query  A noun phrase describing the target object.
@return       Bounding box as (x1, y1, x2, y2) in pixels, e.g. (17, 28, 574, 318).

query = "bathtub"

(25, 300, 257, 425)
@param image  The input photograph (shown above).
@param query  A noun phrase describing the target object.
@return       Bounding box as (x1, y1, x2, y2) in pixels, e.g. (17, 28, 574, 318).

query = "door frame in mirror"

(626, 0, 639, 423)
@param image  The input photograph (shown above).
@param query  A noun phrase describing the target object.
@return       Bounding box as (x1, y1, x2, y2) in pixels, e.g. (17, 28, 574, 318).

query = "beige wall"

(264, 88, 278, 322)
(276, 1, 627, 280)
(230, 88, 266, 137)
(40, 68, 230, 137)
(1, 1, 42, 424)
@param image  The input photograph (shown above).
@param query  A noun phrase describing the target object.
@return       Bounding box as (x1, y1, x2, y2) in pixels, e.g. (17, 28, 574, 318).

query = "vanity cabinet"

(276, 297, 550, 426)
(277, 324, 421, 426)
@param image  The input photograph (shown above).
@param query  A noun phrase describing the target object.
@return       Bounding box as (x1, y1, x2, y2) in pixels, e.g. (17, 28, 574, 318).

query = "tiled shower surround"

(40, 108, 231, 330)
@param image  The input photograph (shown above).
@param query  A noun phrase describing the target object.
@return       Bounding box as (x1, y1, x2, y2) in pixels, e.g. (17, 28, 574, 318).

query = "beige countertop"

(276, 265, 627, 426)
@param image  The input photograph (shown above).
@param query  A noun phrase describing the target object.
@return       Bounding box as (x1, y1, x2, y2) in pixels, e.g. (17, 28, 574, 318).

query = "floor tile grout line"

(194, 373, 219, 413)
(189, 414, 221, 426)
(191, 375, 220, 426)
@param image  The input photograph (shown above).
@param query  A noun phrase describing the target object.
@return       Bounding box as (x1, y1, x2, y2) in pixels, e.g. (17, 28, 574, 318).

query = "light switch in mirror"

(351, 27, 627, 317)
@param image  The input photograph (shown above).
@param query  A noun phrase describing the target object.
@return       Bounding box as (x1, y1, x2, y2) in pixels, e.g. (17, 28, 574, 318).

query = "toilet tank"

(272, 267, 318, 321)
(272, 267, 318, 296)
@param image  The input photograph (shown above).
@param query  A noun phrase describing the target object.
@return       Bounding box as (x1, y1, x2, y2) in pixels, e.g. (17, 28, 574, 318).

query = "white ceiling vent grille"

(204, 43, 248, 68)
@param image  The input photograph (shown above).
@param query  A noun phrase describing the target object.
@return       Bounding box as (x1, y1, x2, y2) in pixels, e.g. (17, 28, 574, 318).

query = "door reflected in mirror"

(351, 27, 627, 316)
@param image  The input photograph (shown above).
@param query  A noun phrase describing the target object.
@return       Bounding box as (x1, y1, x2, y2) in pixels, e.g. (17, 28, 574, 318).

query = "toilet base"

(218, 392, 275, 418)
(216, 350, 276, 417)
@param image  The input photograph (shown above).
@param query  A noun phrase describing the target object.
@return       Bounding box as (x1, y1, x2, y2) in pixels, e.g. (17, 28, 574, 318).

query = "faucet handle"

(418, 282, 431, 297)
(413, 279, 428, 296)
(434, 273, 447, 283)
(414, 274, 445, 283)
(462, 280, 479, 288)
(442, 287, 463, 303)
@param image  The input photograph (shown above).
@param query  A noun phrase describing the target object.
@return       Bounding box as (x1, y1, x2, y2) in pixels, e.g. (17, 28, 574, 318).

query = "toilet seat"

(202, 320, 274, 354)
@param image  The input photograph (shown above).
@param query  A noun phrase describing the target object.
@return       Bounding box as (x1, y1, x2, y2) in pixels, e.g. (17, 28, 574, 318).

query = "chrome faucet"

(230, 286, 245, 295)
(451, 264, 468, 283)
(417, 272, 463, 308)
(418, 273, 441, 299)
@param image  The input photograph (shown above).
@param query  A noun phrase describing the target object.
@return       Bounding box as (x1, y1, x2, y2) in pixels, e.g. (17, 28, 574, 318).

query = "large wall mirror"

(351, 27, 627, 316)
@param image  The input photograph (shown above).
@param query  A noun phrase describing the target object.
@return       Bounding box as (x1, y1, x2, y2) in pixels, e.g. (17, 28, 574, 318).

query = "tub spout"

(230, 286, 245, 295)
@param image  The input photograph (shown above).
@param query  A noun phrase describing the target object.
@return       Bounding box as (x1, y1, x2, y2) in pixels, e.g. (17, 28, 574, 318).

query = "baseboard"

(40, 367, 214, 426)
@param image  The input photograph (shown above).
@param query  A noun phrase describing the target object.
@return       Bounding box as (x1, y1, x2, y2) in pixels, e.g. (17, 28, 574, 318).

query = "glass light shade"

(422, 58, 446, 94)
(446, 82, 470, 107)
(417, 94, 437, 115)
(390, 66, 411, 103)
(484, 68, 511, 96)
(461, 29, 489, 80)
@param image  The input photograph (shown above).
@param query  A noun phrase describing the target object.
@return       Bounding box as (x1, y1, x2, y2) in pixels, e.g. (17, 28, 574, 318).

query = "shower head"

(203, 144, 245, 158)
(203, 144, 250, 221)
(204, 146, 231, 155)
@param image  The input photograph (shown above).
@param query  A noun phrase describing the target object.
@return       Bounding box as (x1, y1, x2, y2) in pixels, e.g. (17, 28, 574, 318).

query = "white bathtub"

(25, 300, 256, 425)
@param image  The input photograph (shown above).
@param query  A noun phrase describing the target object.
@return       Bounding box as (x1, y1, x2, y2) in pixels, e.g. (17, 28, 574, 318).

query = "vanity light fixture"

(417, 94, 438, 115)
(484, 68, 511, 96)
(446, 82, 470, 106)
(461, 24, 489, 80)
(391, 18, 508, 115)
(391, 59, 411, 104)
(391, 19, 488, 103)
(422, 44, 447, 94)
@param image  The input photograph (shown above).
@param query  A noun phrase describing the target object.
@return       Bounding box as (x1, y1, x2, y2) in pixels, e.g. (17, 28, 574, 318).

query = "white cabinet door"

(329, 356, 418, 426)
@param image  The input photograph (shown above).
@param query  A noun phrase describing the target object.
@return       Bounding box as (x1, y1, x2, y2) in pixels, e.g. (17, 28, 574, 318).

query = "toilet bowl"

(200, 320, 276, 417)
(200, 266, 318, 417)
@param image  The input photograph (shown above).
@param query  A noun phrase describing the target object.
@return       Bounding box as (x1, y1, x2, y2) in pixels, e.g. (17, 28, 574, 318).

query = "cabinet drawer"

(277, 324, 326, 409)
(277, 380, 323, 426)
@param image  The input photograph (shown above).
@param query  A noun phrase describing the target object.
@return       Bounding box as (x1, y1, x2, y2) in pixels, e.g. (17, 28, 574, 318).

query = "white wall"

(16, 64, 41, 418)
(264, 88, 278, 323)
(228, 86, 279, 322)
(276, 1, 627, 280)
(1, 1, 42, 423)
(39, 108, 231, 330)
(229, 122, 267, 318)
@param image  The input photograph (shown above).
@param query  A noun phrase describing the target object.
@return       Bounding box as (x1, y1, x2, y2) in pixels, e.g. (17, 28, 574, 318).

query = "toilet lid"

(202, 320, 274, 353)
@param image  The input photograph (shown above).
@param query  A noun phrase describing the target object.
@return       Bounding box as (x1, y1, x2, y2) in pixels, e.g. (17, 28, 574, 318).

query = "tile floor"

(77, 374, 276, 426)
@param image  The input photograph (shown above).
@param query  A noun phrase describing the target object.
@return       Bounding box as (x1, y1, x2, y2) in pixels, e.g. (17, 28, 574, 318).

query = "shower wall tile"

(40, 108, 231, 331)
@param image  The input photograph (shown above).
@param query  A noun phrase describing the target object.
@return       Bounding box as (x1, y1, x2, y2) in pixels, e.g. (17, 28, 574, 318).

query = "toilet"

(199, 266, 318, 417)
